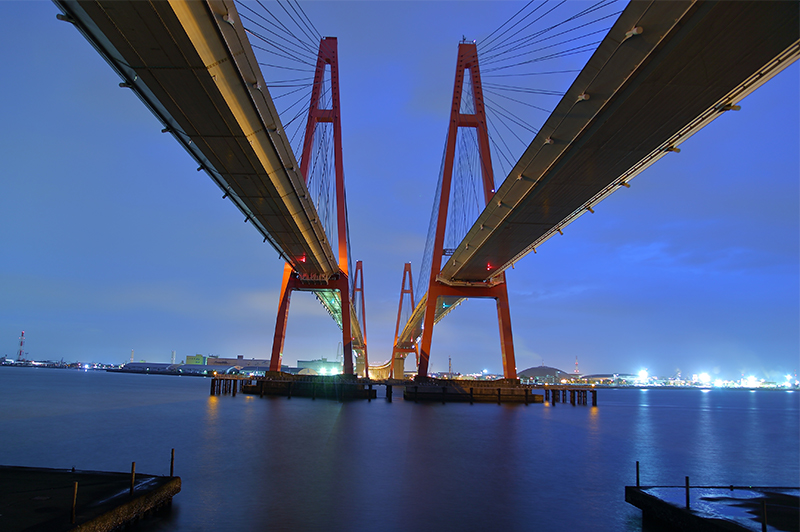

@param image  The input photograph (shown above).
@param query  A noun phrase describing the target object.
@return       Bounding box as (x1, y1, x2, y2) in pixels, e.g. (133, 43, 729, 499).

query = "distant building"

(206, 355, 271, 367)
(185, 354, 206, 365)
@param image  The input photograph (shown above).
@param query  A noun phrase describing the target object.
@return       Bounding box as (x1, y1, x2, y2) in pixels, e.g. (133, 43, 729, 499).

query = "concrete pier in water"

(0, 465, 180, 531)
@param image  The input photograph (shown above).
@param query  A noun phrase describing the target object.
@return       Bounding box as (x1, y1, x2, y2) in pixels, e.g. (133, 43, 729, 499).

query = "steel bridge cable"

(480, 0, 616, 57)
(257, 61, 314, 73)
(480, 0, 553, 53)
(276, 0, 318, 51)
(485, 11, 620, 61)
(483, 82, 562, 96)
(292, 0, 322, 40)
(248, 40, 316, 67)
(253, 0, 318, 55)
(483, 86, 553, 113)
(486, 121, 518, 176)
(480, 0, 565, 55)
(481, 25, 612, 66)
(287, 0, 322, 41)
(478, 0, 535, 47)
(241, 2, 317, 57)
(481, 42, 603, 73)
(483, 69, 580, 78)
(484, 99, 535, 141)
(239, 9, 319, 61)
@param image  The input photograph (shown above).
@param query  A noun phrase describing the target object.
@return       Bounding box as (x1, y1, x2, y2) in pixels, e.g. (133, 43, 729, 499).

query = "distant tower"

(448, 356, 452, 375)
(574, 356, 580, 374)
(171, 350, 176, 364)
(130, 349, 134, 363)
(16, 331, 25, 361)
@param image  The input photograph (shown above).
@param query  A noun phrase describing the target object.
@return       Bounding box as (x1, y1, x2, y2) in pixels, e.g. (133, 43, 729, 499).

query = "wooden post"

(570, 389, 576, 405)
(130, 462, 136, 496)
(591, 389, 597, 406)
(209, 378, 215, 396)
(636, 461, 640, 487)
(232, 379, 237, 397)
(170, 448, 175, 478)
(685, 476, 690, 508)
(71, 481, 78, 524)
(386, 384, 393, 402)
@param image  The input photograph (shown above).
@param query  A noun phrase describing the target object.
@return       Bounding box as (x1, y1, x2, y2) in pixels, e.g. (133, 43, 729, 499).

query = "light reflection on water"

(0, 369, 797, 531)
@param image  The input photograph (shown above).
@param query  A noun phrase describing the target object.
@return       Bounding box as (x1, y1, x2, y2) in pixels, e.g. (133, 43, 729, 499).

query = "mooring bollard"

(130, 462, 136, 496)
(170, 448, 175, 478)
(71, 481, 78, 524)
(636, 461, 640, 487)
(685, 476, 690, 508)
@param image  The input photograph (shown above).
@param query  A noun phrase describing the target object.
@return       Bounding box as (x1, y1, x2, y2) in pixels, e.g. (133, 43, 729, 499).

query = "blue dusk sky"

(1, 1, 797, 381)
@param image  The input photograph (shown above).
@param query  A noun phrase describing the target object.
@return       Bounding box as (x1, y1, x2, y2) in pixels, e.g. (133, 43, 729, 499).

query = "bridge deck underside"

(57, 0, 364, 348)
(56, 0, 339, 278)
(439, 0, 799, 283)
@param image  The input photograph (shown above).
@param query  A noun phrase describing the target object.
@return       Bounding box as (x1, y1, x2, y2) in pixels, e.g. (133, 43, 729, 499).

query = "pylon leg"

(337, 275, 354, 375)
(494, 277, 517, 379)
(270, 264, 294, 372)
(417, 286, 440, 378)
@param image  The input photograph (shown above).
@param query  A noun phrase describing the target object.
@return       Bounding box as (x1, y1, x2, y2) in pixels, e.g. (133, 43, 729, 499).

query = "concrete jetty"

(626, 484, 799, 531)
(0, 465, 180, 531)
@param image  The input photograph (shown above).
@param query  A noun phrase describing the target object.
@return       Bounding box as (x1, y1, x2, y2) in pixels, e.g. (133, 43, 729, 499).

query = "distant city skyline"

(1, 2, 797, 382)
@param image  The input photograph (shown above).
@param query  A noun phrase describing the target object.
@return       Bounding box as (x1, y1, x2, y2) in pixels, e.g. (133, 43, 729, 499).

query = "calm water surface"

(1, 368, 797, 531)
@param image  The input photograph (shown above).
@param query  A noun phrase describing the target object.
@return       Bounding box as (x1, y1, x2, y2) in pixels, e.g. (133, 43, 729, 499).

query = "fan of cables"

(237, 0, 341, 255)
(476, 0, 624, 180)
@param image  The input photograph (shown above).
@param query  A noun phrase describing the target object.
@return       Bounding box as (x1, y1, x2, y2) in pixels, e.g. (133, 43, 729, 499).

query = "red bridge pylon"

(417, 42, 517, 380)
(269, 37, 365, 376)
(391, 262, 418, 379)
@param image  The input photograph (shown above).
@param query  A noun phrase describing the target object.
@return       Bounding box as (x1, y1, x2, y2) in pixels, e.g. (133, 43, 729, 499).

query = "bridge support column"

(268, 37, 361, 376)
(414, 42, 517, 380)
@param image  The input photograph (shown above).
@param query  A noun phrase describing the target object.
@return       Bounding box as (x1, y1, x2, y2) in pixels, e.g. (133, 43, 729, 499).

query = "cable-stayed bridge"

(392, 0, 799, 379)
(53, 0, 367, 374)
(53, 0, 798, 381)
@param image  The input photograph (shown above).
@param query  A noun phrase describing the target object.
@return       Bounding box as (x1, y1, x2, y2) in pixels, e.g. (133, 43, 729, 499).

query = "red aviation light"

(486, 263, 492, 271)
(299, 255, 306, 263)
